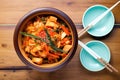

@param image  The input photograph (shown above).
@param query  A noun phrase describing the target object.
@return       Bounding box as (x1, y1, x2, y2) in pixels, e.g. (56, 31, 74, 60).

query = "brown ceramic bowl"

(13, 7, 78, 72)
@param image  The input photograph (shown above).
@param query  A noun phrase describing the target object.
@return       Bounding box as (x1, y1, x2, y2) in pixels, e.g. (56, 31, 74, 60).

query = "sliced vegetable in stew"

(21, 16, 73, 65)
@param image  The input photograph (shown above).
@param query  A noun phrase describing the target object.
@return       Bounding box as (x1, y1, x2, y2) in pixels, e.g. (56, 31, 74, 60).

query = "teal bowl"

(82, 5, 114, 37)
(80, 40, 111, 72)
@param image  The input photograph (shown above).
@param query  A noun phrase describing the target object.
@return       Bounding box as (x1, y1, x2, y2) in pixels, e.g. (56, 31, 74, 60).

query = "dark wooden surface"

(0, 0, 120, 80)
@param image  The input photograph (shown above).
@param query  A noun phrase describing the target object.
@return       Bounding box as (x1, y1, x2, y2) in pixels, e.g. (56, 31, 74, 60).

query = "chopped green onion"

(44, 28, 65, 53)
(20, 31, 65, 53)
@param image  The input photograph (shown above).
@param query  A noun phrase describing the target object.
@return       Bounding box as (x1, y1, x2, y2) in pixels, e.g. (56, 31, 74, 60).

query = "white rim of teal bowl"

(80, 40, 111, 72)
(82, 5, 115, 37)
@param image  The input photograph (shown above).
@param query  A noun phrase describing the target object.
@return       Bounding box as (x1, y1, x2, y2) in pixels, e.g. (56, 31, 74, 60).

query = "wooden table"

(0, 0, 120, 80)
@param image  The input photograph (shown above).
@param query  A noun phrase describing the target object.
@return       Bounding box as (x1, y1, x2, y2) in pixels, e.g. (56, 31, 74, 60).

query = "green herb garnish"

(20, 32, 47, 43)
(44, 28, 65, 53)
(20, 30, 65, 53)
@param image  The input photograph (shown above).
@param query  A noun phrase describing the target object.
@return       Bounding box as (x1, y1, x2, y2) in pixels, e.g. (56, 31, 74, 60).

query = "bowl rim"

(82, 5, 115, 37)
(13, 7, 78, 72)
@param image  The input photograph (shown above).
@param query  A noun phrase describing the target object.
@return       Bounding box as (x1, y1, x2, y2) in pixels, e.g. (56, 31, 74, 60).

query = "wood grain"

(0, 24, 120, 80)
(0, 0, 120, 24)
(0, 0, 120, 79)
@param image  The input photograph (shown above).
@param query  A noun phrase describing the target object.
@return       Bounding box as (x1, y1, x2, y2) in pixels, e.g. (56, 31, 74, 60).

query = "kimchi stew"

(20, 16, 73, 65)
